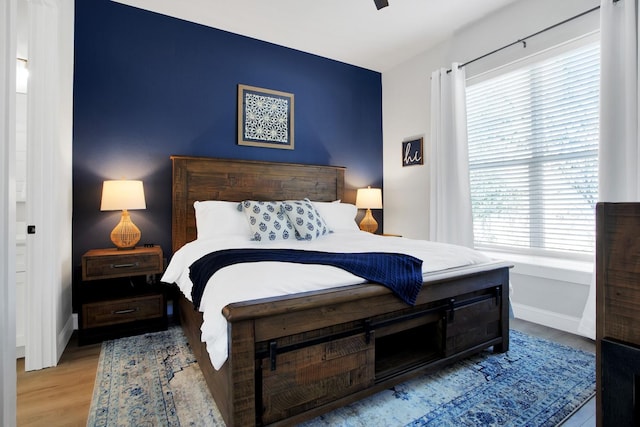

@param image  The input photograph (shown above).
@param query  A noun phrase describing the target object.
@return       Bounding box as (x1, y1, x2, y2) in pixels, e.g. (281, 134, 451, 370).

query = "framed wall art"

(237, 84, 295, 150)
(402, 137, 423, 166)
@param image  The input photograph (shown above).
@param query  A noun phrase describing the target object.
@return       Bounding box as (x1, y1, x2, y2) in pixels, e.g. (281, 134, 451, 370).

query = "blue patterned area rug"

(87, 326, 595, 427)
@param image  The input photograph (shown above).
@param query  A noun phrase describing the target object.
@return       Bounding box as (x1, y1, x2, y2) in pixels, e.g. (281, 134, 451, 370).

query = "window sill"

(479, 250, 593, 286)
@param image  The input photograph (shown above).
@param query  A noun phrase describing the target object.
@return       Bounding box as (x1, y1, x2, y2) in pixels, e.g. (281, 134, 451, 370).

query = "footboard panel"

(247, 266, 509, 425)
(444, 292, 502, 356)
(259, 332, 375, 424)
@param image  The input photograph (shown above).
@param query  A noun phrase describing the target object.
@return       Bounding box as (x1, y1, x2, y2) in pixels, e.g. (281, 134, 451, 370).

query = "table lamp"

(356, 186, 382, 233)
(101, 180, 146, 250)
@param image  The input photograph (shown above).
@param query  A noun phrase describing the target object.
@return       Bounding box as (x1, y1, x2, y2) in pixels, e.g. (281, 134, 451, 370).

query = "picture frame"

(237, 84, 295, 150)
(402, 137, 423, 166)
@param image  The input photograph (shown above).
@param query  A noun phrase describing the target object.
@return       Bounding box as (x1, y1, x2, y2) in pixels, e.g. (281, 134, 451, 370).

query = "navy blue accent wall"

(73, 1, 383, 267)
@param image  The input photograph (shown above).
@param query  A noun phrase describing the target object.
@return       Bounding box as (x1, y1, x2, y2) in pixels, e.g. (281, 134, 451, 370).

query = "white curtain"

(25, 0, 74, 371)
(578, 0, 640, 339)
(1, 0, 18, 423)
(429, 64, 474, 247)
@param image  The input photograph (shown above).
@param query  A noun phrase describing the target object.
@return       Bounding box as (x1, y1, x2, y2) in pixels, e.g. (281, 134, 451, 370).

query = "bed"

(164, 155, 511, 426)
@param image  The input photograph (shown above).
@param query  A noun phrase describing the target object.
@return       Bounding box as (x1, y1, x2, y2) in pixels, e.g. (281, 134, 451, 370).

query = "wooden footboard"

(176, 262, 510, 427)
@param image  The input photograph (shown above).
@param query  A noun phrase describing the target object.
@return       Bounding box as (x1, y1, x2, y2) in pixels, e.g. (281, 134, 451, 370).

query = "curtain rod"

(447, 3, 606, 73)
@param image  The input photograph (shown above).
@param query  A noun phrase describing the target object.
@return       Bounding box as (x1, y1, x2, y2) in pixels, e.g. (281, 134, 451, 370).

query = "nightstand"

(79, 246, 167, 344)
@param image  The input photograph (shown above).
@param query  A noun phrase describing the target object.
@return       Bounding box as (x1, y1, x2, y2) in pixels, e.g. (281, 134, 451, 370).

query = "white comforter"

(161, 231, 491, 369)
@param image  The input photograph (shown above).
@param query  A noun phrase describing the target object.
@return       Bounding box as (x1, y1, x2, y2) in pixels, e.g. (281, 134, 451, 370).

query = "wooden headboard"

(171, 156, 346, 253)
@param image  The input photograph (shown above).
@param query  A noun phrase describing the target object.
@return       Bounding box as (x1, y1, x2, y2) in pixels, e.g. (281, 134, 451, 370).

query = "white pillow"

(194, 200, 250, 240)
(312, 201, 359, 232)
(282, 198, 330, 241)
(238, 200, 296, 241)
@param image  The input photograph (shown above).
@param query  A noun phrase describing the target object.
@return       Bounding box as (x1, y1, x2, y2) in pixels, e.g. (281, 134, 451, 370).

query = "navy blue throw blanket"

(189, 249, 424, 309)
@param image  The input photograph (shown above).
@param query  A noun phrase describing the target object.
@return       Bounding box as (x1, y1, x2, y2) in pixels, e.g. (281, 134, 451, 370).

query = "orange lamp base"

(359, 208, 379, 233)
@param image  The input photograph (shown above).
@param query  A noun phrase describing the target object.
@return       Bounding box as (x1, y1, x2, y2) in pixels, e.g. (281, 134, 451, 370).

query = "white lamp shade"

(100, 180, 146, 211)
(355, 186, 382, 209)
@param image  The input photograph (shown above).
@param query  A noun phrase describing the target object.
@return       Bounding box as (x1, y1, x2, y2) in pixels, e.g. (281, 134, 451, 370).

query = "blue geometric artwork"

(238, 84, 294, 150)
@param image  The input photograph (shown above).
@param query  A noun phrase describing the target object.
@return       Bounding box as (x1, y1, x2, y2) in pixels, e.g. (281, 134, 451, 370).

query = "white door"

(15, 90, 26, 358)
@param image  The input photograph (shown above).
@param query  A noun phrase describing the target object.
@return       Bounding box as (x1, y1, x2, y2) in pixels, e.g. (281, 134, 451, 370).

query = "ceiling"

(113, 0, 519, 72)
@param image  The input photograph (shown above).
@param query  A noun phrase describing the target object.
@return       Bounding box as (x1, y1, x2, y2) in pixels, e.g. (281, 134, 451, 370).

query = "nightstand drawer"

(82, 247, 163, 280)
(82, 294, 164, 328)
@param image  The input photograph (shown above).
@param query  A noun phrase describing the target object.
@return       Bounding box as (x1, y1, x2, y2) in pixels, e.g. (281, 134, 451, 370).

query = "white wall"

(382, 0, 600, 334)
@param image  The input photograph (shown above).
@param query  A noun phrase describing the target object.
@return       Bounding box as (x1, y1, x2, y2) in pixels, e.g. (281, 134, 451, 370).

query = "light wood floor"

(16, 319, 595, 427)
(16, 335, 101, 427)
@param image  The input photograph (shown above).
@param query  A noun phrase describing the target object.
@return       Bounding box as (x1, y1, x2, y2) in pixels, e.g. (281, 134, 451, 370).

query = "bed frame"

(170, 155, 510, 426)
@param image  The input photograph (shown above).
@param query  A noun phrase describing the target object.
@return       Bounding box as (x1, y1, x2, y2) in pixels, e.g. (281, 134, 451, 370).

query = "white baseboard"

(512, 302, 582, 335)
(16, 314, 75, 362)
(57, 314, 75, 362)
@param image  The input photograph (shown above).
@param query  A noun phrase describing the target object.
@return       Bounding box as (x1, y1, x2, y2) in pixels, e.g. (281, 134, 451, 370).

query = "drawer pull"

(111, 262, 139, 269)
(113, 308, 139, 315)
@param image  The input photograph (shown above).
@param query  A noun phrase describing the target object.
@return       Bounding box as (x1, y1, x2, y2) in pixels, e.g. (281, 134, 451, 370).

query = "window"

(466, 41, 599, 256)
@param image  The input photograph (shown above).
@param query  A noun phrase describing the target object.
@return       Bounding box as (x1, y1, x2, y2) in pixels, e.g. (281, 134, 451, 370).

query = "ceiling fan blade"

(374, 0, 389, 10)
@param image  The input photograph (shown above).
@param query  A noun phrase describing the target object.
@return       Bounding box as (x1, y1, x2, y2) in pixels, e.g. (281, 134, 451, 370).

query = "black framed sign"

(402, 137, 423, 166)
(237, 84, 294, 150)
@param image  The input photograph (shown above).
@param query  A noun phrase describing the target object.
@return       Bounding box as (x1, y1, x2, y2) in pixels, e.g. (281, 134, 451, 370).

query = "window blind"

(466, 42, 599, 255)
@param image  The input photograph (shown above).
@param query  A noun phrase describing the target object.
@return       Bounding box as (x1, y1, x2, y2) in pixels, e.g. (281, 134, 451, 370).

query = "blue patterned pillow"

(282, 198, 330, 241)
(238, 201, 295, 241)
